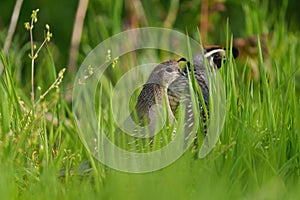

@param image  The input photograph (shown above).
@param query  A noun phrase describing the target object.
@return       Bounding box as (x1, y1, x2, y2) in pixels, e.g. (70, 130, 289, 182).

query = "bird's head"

(186, 46, 239, 73)
(203, 46, 239, 69)
(146, 60, 184, 87)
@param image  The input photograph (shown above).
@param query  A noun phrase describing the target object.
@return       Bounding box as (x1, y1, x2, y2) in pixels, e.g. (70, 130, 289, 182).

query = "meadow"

(0, 0, 299, 199)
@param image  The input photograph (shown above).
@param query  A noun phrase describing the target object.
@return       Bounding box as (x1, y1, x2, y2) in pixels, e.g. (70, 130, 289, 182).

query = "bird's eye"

(213, 53, 222, 60)
(213, 53, 225, 68)
(166, 67, 174, 73)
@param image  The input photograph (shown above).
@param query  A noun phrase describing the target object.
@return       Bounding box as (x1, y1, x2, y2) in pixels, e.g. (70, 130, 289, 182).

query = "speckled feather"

(167, 49, 224, 148)
(115, 59, 182, 151)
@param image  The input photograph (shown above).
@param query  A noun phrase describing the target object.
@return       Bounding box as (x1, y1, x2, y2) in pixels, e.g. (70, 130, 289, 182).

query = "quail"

(68, 49, 237, 176)
(64, 60, 184, 176)
(168, 46, 239, 148)
(115, 59, 185, 151)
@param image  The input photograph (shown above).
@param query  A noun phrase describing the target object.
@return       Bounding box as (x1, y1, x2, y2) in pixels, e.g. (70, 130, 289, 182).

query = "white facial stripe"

(209, 57, 215, 67)
(204, 49, 226, 58)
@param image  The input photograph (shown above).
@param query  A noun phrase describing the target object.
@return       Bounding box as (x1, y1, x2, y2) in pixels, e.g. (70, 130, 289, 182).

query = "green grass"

(0, 0, 300, 199)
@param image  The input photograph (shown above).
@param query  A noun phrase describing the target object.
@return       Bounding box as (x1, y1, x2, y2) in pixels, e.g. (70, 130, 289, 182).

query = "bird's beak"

(177, 57, 187, 62)
(177, 57, 191, 75)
